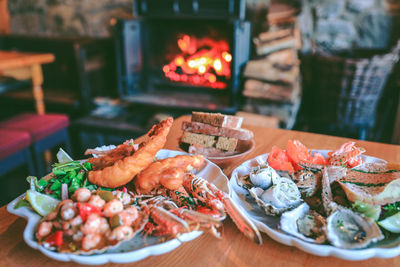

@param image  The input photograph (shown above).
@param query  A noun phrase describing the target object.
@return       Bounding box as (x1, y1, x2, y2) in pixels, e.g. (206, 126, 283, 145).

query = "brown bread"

(181, 132, 238, 152)
(181, 121, 253, 140)
(191, 112, 243, 128)
(188, 144, 236, 157)
(181, 132, 216, 148)
(216, 136, 238, 152)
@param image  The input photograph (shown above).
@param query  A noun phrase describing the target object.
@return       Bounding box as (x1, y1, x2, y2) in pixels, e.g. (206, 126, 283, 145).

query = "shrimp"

(88, 117, 173, 188)
(103, 199, 123, 217)
(107, 225, 134, 241)
(81, 213, 102, 235)
(135, 154, 204, 192)
(88, 195, 106, 209)
(37, 221, 52, 239)
(116, 209, 138, 226)
(114, 190, 132, 205)
(60, 200, 77, 220)
(72, 188, 91, 202)
(82, 233, 102, 251)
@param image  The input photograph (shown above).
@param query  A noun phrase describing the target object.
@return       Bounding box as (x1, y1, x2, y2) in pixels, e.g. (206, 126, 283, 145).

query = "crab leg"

(183, 174, 263, 244)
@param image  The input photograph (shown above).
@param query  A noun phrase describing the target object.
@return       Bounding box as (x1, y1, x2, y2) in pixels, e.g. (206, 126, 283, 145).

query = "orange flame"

(163, 34, 232, 89)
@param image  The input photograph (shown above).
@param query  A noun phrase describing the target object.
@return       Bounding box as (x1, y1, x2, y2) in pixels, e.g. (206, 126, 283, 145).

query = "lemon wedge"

(56, 148, 73, 163)
(378, 212, 400, 233)
(26, 190, 60, 216)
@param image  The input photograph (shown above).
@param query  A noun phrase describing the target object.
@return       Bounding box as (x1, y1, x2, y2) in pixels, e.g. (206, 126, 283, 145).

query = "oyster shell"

(280, 203, 327, 244)
(249, 176, 302, 216)
(249, 164, 280, 189)
(322, 167, 384, 249)
(326, 208, 383, 249)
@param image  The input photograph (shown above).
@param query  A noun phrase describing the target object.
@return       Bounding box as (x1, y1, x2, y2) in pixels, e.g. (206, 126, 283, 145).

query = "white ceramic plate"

(7, 149, 230, 265)
(229, 150, 400, 261)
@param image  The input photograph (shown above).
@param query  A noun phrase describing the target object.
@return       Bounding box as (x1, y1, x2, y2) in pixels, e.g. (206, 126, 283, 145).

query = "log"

(243, 79, 300, 103)
(243, 57, 299, 84)
(254, 29, 292, 45)
(255, 36, 297, 56)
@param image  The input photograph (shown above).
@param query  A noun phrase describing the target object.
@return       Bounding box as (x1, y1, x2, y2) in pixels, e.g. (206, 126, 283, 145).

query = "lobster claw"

(221, 196, 263, 245)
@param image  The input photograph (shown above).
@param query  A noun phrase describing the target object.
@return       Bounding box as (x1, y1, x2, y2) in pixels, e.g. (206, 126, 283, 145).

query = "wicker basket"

(306, 41, 400, 132)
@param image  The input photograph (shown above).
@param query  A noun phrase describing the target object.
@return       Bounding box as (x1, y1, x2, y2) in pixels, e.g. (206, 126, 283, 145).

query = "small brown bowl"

(206, 139, 255, 169)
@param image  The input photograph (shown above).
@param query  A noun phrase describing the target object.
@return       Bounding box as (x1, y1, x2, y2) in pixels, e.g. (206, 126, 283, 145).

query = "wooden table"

(0, 50, 55, 114)
(2, 115, 400, 266)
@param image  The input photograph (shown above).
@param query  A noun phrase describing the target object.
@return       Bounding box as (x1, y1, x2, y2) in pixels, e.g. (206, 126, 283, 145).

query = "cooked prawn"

(82, 233, 102, 251)
(135, 154, 205, 192)
(88, 117, 173, 188)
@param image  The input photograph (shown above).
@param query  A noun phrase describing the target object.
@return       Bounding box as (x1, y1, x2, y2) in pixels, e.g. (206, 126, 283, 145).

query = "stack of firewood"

(242, 1, 301, 129)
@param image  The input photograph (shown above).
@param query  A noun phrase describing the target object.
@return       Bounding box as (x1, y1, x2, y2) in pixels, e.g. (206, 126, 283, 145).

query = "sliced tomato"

(310, 152, 328, 165)
(286, 140, 312, 170)
(267, 146, 295, 173)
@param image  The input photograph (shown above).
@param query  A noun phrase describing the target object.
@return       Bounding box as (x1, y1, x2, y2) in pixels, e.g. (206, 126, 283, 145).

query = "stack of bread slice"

(180, 112, 254, 157)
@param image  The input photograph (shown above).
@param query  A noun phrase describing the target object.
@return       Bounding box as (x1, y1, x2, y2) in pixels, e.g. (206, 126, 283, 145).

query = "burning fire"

(163, 34, 232, 89)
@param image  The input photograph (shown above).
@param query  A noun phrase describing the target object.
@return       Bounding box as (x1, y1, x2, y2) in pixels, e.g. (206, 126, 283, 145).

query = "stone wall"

(8, 0, 133, 37)
(299, 0, 400, 53)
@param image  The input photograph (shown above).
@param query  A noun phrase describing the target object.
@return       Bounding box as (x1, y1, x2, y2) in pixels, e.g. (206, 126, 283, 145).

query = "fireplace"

(115, 0, 251, 113)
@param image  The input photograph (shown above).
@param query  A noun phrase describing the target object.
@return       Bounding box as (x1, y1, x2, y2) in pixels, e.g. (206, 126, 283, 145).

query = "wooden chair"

(0, 129, 35, 176)
(0, 113, 72, 177)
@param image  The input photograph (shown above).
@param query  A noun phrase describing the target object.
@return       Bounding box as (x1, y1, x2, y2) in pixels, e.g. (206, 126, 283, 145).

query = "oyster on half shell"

(246, 164, 302, 216)
(280, 203, 327, 244)
(322, 167, 384, 249)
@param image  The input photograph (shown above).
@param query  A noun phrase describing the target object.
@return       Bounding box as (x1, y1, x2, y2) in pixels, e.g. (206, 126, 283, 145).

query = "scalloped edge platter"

(7, 149, 230, 265)
(229, 150, 400, 261)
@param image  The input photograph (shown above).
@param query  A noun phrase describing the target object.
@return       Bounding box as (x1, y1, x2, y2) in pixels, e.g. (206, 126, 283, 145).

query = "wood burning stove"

(115, 0, 250, 113)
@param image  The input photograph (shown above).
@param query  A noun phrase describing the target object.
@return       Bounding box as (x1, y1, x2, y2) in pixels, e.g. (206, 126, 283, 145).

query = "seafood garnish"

(88, 117, 173, 188)
(36, 189, 148, 254)
(322, 167, 384, 249)
(280, 203, 327, 244)
(328, 142, 365, 168)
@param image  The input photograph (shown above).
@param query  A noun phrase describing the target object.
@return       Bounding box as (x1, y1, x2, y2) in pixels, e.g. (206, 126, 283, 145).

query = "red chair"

(0, 113, 72, 176)
(0, 129, 35, 176)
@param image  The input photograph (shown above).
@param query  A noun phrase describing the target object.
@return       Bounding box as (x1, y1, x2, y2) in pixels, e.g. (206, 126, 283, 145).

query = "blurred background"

(0, 0, 399, 204)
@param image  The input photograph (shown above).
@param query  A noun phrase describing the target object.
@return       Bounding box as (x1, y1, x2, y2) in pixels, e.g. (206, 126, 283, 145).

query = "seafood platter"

(7, 117, 261, 265)
(230, 140, 400, 260)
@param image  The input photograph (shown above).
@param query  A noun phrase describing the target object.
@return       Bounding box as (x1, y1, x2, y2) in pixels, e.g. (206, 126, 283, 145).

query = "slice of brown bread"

(216, 136, 238, 152)
(181, 132, 238, 151)
(181, 132, 216, 148)
(181, 121, 253, 140)
(191, 111, 243, 128)
(188, 144, 236, 157)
